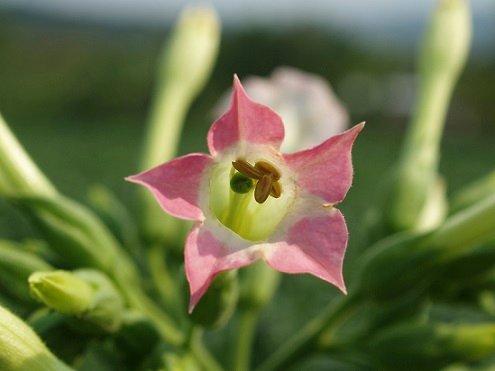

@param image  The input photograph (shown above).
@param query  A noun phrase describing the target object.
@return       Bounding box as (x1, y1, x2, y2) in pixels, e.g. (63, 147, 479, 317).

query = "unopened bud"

(0, 305, 73, 371)
(29, 270, 92, 315)
(29, 269, 125, 333)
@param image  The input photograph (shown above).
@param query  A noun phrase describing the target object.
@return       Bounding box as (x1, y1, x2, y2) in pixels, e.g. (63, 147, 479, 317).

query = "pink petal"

(283, 123, 364, 204)
(185, 223, 258, 312)
(126, 153, 212, 221)
(265, 209, 348, 293)
(207, 75, 285, 156)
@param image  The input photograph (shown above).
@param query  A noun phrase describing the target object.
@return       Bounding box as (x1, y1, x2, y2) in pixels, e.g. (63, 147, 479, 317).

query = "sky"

(3, 0, 495, 52)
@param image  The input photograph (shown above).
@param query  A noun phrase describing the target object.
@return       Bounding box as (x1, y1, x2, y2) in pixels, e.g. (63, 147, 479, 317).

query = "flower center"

(208, 155, 294, 241)
(231, 159, 282, 203)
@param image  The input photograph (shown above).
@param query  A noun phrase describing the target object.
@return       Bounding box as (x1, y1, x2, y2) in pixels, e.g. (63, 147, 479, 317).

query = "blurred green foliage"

(0, 10, 494, 369)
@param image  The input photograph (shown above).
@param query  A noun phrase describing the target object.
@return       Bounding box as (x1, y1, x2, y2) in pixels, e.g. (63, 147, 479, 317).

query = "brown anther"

(255, 161, 281, 181)
(232, 158, 283, 203)
(270, 181, 282, 198)
(254, 174, 273, 204)
(232, 159, 263, 179)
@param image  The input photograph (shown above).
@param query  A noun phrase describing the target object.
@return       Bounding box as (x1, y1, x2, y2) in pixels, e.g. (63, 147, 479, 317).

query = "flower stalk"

(385, 0, 471, 232)
(0, 114, 56, 197)
(138, 6, 220, 243)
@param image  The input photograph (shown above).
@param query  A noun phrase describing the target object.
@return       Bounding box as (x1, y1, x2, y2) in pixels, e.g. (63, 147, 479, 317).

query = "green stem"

(256, 294, 359, 371)
(233, 308, 258, 371)
(139, 88, 188, 242)
(120, 281, 185, 346)
(189, 327, 224, 371)
(428, 193, 495, 253)
(148, 244, 184, 318)
(0, 113, 56, 197)
(386, 75, 453, 231)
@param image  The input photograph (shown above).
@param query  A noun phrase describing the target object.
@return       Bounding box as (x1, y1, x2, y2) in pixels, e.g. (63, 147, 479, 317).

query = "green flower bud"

(0, 305, 73, 371)
(29, 270, 93, 315)
(385, 0, 471, 232)
(29, 269, 125, 333)
(139, 6, 220, 244)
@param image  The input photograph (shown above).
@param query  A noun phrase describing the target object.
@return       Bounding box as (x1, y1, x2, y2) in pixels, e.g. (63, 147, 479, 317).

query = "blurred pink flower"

(128, 76, 363, 312)
(214, 67, 349, 152)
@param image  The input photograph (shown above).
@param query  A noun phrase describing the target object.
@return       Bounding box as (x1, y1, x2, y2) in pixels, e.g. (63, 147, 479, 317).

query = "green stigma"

(230, 172, 253, 194)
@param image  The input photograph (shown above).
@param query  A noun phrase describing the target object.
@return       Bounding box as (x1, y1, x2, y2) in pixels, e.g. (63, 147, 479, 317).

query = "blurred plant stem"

(0, 113, 187, 346)
(385, 0, 471, 232)
(258, 192, 495, 370)
(138, 6, 220, 244)
(189, 327, 224, 371)
(428, 193, 495, 255)
(0, 113, 56, 196)
(234, 262, 280, 371)
(450, 169, 495, 214)
(148, 244, 185, 321)
(233, 308, 258, 371)
(256, 293, 360, 371)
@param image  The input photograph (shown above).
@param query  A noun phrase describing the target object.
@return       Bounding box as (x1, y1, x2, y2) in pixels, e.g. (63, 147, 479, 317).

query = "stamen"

(232, 158, 283, 204)
(255, 161, 281, 181)
(232, 160, 264, 179)
(254, 174, 273, 204)
(270, 181, 282, 198)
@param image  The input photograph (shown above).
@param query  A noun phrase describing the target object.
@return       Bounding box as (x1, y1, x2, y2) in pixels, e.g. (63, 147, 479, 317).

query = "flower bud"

(29, 270, 93, 315)
(419, 0, 471, 81)
(139, 6, 220, 243)
(29, 269, 125, 333)
(0, 305, 73, 371)
(161, 6, 220, 104)
(385, 0, 471, 232)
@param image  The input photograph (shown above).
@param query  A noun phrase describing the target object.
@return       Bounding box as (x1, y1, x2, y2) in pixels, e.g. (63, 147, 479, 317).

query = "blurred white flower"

(214, 67, 349, 152)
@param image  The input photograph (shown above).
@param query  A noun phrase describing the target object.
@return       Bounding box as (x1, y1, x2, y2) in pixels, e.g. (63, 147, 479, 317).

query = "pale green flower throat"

(210, 158, 290, 241)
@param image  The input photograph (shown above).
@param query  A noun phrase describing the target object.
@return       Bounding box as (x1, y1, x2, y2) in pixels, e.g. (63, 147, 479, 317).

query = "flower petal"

(126, 153, 212, 221)
(265, 208, 348, 293)
(207, 75, 285, 156)
(185, 223, 259, 312)
(283, 123, 364, 204)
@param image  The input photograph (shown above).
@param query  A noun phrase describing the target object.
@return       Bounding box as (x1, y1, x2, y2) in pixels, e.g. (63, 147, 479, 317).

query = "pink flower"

(127, 76, 364, 312)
